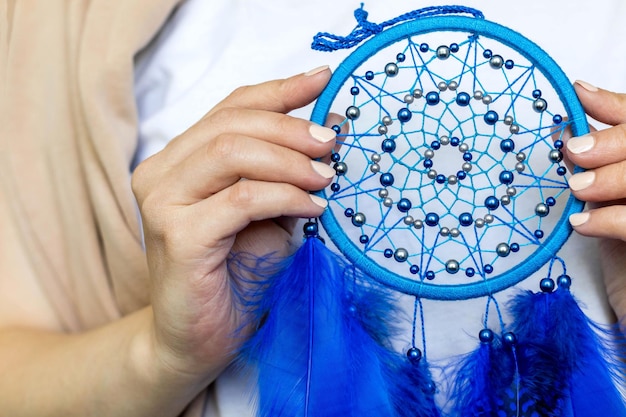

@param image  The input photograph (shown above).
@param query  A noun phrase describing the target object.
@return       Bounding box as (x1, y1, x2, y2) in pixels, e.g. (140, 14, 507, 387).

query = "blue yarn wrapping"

(235, 236, 441, 417)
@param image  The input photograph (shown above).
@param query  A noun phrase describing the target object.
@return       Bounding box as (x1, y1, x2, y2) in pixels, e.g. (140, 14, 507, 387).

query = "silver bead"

(496, 242, 510, 257)
(549, 149, 563, 163)
(489, 55, 504, 69)
(533, 98, 548, 113)
(370, 163, 380, 173)
(352, 212, 366, 226)
(371, 153, 381, 163)
(475, 218, 485, 228)
(383, 197, 393, 207)
(438, 81, 448, 91)
(510, 124, 520, 134)
(382, 116, 393, 126)
(535, 203, 549, 217)
(404, 215, 415, 225)
(448, 81, 458, 91)
(379, 188, 389, 198)
(462, 162, 473, 172)
(501, 195, 511, 205)
(484, 214, 494, 224)
(385, 63, 399, 77)
(334, 162, 348, 176)
(482, 95, 493, 105)
(378, 125, 388, 135)
(515, 162, 526, 173)
(440, 135, 450, 145)
(445, 259, 460, 274)
(413, 219, 424, 229)
(346, 106, 360, 120)
(404, 94, 415, 104)
(450, 228, 460, 238)
(503, 115, 514, 126)
(473, 90, 484, 100)
(427, 169, 438, 179)
(424, 149, 435, 159)
(447, 175, 458, 185)
(516, 152, 527, 162)
(459, 143, 469, 152)
(436, 45, 450, 60)
(413, 89, 423, 99)
(506, 186, 517, 196)
(394, 248, 409, 262)
(440, 227, 450, 237)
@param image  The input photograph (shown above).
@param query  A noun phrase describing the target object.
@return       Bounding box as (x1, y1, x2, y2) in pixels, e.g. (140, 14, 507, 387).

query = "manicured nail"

(309, 194, 328, 208)
(311, 160, 335, 179)
(568, 171, 595, 191)
(575, 80, 598, 92)
(567, 135, 595, 154)
(304, 65, 330, 77)
(309, 124, 336, 143)
(569, 212, 590, 227)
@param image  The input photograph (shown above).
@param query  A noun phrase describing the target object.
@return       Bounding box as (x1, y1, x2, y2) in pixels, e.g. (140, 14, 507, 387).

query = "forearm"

(0, 307, 217, 417)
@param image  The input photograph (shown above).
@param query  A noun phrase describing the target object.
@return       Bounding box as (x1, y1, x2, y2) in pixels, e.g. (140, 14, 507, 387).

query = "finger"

(568, 160, 626, 203)
(565, 124, 626, 170)
(161, 135, 335, 203)
(569, 205, 626, 241)
(574, 80, 626, 126)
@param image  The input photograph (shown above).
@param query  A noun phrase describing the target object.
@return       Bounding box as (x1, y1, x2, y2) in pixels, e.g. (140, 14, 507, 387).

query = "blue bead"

(540, 277, 555, 293)
(303, 222, 318, 237)
(396, 53, 406, 62)
(510, 243, 520, 252)
(457, 171, 467, 180)
(466, 267, 475, 277)
(463, 152, 473, 161)
(384, 248, 393, 258)
(459, 212, 473, 226)
(380, 173, 394, 187)
(484, 264, 493, 274)
(456, 92, 471, 106)
(502, 332, 517, 346)
(557, 166, 567, 176)
(499, 170, 514, 185)
(425, 270, 435, 280)
(331, 153, 341, 162)
(365, 71, 374, 80)
(505, 59, 514, 69)
(532, 89, 542, 98)
(554, 140, 563, 149)
(330, 183, 340, 192)
(350, 86, 360, 95)
(485, 196, 500, 210)
(344, 208, 354, 217)
(431, 140, 441, 150)
(398, 108, 412, 123)
(426, 91, 440, 105)
(407, 347, 422, 364)
(546, 197, 556, 206)
(359, 235, 369, 244)
(436, 174, 446, 184)
(423, 159, 433, 168)
(397, 198, 412, 212)
(500, 139, 515, 153)
(410, 265, 420, 274)
(479, 328, 494, 343)
(534, 229, 544, 239)
(450, 136, 460, 146)
(420, 43, 429, 52)
(553, 114, 563, 124)
(425, 213, 439, 226)
(483, 49, 492, 58)
(450, 43, 459, 53)
(557, 274, 572, 289)
(382, 139, 396, 153)
(484, 110, 499, 125)
(332, 125, 341, 134)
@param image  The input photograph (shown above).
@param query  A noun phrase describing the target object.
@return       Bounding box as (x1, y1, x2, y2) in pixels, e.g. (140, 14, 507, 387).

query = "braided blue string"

(312, 4, 485, 52)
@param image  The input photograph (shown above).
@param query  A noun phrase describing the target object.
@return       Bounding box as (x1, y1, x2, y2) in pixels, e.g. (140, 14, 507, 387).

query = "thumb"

(574, 80, 626, 126)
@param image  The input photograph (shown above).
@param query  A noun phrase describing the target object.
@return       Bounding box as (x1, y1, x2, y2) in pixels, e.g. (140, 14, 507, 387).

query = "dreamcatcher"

(236, 5, 626, 417)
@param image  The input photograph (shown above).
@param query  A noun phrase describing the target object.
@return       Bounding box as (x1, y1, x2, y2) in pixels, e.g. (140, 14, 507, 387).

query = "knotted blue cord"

(312, 4, 484, 52)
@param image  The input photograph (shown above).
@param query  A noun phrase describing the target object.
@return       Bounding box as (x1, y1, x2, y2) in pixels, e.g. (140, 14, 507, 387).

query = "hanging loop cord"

(312, 4, 485, 52)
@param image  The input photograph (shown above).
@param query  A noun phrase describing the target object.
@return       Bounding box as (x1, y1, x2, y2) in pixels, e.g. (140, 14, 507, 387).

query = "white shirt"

(133, 1, 626, 415)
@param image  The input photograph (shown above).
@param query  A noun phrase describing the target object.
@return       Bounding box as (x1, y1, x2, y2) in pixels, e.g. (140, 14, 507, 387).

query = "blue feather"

(237, 236, 441, 417)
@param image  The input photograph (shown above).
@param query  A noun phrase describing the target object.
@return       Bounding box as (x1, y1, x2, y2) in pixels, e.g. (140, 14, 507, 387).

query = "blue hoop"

(311, 16, 587, 300)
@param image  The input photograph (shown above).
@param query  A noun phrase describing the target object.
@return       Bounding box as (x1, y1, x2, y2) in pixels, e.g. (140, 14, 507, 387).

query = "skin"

(567, 81, 626, 330)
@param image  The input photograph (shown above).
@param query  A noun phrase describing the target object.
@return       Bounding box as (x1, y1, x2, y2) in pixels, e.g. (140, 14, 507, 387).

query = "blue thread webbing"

(312, 4, 484, 52)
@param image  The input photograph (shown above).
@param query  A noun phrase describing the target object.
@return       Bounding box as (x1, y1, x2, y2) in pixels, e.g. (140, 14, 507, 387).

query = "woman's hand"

(566, 80, 626, 329)
(131, 66, 337, 380)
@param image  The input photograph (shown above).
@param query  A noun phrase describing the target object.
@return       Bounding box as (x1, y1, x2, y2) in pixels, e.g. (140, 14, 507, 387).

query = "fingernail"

(569, 212, 590, 227)
(309, 194, 328, 208)
(568, 171, 595, 191)
(304, 65, 330, 77)
(311, 160, 335, 179)
(567, 135, 595, 154)
(309, 124, 336, 143)
(575, 80, 598, 92)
